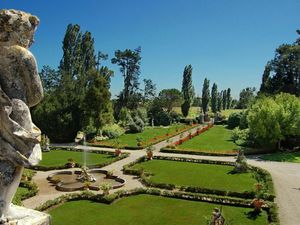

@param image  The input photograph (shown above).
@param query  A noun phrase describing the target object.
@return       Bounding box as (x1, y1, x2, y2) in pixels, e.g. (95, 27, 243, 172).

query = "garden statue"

(233, 149, 248, 173)
(210, 208, 225, 225)
(0, 9, 43, 223)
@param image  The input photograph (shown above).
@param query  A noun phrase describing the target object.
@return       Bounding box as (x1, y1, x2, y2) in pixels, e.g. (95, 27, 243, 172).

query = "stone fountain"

(0, 9, 50, 224)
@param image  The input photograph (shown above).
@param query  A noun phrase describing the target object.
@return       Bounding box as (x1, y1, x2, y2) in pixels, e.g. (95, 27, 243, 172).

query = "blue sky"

(1, 0, 300, 98)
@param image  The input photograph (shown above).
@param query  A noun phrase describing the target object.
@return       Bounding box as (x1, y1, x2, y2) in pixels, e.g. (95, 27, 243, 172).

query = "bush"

(227, 112, 242, 129)
(247, 93, 300, 148)
(118, 107, 133, 127)
(155, 111, 172, 126)
(102, 124, 125, 139)
(170, 111, 182, 123)
(134, 107, 148, 124)
(128, 116, 145, 133)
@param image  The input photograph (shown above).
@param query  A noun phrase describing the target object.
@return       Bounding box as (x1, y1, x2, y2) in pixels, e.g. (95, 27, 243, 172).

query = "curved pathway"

(23, 125, 300, 225)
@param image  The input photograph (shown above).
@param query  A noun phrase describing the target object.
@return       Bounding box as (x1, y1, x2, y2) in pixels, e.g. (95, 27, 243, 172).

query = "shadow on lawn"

(245, 210, 263, 220)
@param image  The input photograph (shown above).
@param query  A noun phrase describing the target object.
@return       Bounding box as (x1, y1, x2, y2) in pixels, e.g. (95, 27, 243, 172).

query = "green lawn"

(177, 125, 239, 153)
(49, 195, 268, 225)
(260, 151, 300, 163)
(38, 150, 116, 167)
(93, 124, 191, 148)
(131, 160, 256, 193)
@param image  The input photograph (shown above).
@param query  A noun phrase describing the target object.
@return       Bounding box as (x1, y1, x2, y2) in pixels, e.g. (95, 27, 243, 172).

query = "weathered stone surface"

(6, 205, 50, 225)
(0, 9, 45, 223)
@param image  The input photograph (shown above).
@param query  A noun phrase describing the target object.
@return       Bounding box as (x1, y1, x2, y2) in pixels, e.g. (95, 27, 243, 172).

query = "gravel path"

(23, 125, 300, 225)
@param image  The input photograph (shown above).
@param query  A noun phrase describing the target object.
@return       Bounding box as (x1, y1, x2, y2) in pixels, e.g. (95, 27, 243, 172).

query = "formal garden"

(2, 2, 300, 225)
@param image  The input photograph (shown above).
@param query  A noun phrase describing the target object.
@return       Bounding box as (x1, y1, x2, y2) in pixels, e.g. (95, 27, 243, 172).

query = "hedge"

(35, 188, 279, 225)
(123, 155, 275, 201)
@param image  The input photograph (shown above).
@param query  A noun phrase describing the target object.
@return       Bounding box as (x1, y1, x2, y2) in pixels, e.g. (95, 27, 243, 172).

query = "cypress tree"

(181, 65, 194, 117)
(211, 83, 218, 113)
(226, 88, 231, 109)
(202, 78, 210, 113)
(222, 89, 227, 110)
(217, 91, 222, 112)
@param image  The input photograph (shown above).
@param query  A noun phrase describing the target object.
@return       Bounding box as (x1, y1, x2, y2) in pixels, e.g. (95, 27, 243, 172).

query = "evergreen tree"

(111, 47, 142, 109)
(217, 91, 222, 112)
(84, 69, 114, 134)
(222, 89, 227, 110)
(259, 62, 272, 94)
(226, 88, 231, 109)
(201, 78, 210, 113)
(237, 87, 256, 109)
(143, 78, 156, 101)
(181, 65, 194, 117)
(259, 29, 300, 96)
(211, 83, 218, 113)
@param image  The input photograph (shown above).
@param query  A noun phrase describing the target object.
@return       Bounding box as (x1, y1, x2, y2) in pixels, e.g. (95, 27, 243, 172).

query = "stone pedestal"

(6, 205, 50, 225)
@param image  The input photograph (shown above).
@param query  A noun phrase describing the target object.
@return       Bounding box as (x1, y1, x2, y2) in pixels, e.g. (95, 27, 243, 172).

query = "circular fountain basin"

(47, 169, 125, 192)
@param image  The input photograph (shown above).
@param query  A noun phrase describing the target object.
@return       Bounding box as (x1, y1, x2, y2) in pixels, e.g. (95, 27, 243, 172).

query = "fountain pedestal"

(5, 205, 50, 225)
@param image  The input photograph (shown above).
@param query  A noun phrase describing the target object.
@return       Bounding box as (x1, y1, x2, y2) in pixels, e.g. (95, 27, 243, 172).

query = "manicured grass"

(177, 125, 239, 153)
(38, 150, 116, 167)
(49, 195, 268, 225)
(131, 160, 256, 193)
(93, 124, 191, 148)
(260, 151, 300, 163)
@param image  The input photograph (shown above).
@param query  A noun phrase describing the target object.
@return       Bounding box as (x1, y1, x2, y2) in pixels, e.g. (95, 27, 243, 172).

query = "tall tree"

(39, 65, 60, 92)
(83, 69, 113, 134)
(237, 87, 256, 109)
(181, 65, 194, 117)
(226, 88, 231, 109)
(217, 91, 222, 112)
(259, 29, 300, 96)
(159, 89, 183, 113)
(259, 62, 272, 94)
(143, 78, 156, 101)
(111, 47, 142, 108)
(211, 83, 218, 113)
(222, 89, 227, 110)
(201, 78, 210, 113)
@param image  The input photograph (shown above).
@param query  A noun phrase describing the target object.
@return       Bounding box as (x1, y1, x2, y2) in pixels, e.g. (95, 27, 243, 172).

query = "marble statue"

(0, 9, 43, 223)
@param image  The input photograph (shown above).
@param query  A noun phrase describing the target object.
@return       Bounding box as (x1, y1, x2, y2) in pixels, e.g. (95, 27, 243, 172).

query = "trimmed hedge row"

(123, 155, 275, 201)
(30, 148, 129, 171)
(87, 124, 200, 150)
(14, 180, 39, 206)
(35, 188, 279, 225)
(161, 146, 276, 156)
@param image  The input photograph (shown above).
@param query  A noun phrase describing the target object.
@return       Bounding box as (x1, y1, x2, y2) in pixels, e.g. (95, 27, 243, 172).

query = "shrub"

(134, 107, 148, 124)
(102, 124, 125, 139)
(155, 111, 172, 126)
(128, 116, 145, 133)
(227, 112, 242, 129)
(170, 111, 182, 123)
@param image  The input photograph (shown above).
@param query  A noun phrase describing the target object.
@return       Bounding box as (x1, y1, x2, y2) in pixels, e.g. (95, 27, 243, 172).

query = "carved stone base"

(4, 205, 50, 225)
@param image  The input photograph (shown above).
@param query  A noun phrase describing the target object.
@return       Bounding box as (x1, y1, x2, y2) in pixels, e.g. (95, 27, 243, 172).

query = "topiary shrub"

(227, 112, 242, 129)
(102, 124, 125, 139)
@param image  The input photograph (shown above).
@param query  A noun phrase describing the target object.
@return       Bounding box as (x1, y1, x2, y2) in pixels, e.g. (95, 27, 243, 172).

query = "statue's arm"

(18, 48, 44, 107)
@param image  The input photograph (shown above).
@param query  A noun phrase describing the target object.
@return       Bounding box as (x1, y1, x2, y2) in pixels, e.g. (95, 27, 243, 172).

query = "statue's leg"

(0, 161, 23, 221)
